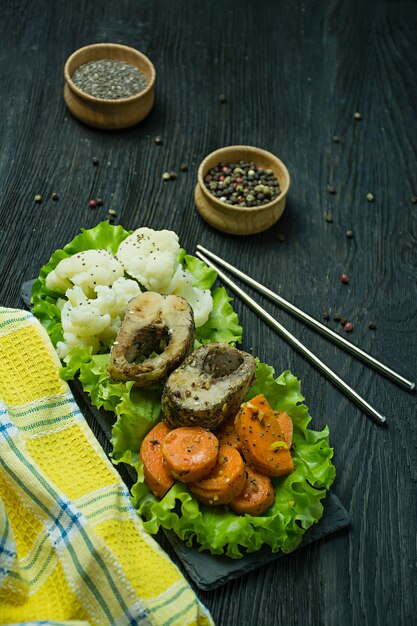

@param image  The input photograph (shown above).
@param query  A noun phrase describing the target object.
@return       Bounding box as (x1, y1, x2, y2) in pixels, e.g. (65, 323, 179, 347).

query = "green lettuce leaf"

(196, 288, 243, 345)
(182, 254, 217, 290)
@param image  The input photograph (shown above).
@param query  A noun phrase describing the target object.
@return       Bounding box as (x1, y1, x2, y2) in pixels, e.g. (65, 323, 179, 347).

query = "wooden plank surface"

(1, 1, 416, 624)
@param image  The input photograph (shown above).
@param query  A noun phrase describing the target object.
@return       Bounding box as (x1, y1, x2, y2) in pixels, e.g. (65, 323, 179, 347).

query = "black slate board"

(21, 280, 350, 590)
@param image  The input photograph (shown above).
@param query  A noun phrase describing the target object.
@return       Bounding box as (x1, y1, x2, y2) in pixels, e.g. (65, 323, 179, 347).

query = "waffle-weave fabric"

(0, 307, 214, 626)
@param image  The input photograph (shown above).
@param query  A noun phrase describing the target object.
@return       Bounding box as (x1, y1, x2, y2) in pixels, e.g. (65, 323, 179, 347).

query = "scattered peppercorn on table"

(1, 1, 416, 626)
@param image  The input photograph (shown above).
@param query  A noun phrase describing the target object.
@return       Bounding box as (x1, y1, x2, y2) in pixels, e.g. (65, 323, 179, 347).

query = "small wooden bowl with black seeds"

(64, 43, 156, 130)
(195, 145, 290, 235)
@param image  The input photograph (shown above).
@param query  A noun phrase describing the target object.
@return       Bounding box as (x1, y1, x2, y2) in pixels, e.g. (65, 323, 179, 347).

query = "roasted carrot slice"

(242, 393, 274, 419)
(215, 417, 242, 452)
(234, 394, 294, 477)
(161, 426, 219, 483)
(189, 445, 246, 505)
(274, 410, 293, 447)
(229, 465, 275, 516)
(140, 421, 175, 498)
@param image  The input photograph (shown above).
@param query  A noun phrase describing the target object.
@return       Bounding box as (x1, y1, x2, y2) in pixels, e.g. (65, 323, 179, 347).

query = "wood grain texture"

(1, 1, 416, 625)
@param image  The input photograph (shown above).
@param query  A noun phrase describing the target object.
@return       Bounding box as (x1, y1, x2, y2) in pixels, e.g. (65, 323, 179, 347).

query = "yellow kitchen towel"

(0, 307, 214, 626)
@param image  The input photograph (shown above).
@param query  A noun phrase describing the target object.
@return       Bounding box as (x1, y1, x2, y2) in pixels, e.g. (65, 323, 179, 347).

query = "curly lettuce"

(31, 221, 336, 558)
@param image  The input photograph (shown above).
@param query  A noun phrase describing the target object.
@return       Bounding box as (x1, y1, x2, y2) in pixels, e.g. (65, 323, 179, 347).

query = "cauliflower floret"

(98, 317, 123, 345)
(61, 300, 111, 338)
(94, 277, 142, 318)
(66, 285, 89, 307)
(57, 300, 104, 359)
(45, 249, 124, 297)
(164, 266, 213, 327)
(116, 227, 180, 292)
(56, 333, 100, 360)
(57, 277, 142, 358)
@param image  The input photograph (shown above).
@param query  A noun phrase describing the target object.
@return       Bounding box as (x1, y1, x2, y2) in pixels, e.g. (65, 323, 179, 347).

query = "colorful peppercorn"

(203, 161, 280, 207)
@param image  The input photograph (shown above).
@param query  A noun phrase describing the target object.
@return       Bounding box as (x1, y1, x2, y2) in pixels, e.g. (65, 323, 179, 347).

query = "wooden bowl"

(64, 43, 156, 130)
(195, 145, 290, 235)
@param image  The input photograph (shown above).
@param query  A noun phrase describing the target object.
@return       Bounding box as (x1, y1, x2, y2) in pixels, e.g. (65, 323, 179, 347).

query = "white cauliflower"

(163, 266, 213, 327)
(45, 249, 124, 297)
(93, 277, 142, 319)
(116, 227, 180, 292)
(56, 278, 142, 359)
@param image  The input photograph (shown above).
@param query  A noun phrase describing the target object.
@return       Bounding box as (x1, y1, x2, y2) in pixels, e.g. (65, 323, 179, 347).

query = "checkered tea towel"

(0, 308, 214, 626)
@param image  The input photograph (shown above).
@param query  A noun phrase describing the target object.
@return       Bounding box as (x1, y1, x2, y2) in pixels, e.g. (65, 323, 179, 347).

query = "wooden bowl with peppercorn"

(195, 145, 290, 235)
(64, 43, 156, 130)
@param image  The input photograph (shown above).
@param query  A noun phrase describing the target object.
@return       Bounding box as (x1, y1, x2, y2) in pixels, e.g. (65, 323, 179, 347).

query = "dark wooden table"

(1, 1, 416, 624)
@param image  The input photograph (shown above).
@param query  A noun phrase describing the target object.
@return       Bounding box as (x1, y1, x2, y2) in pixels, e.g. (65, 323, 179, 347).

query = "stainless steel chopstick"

(196, 250, 387, 425)
(197, 244, 415, 392)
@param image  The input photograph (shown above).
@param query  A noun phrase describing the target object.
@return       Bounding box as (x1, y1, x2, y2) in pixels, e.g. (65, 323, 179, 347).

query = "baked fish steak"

(108, 291, 195, 386)
(162, 343, 256, 429)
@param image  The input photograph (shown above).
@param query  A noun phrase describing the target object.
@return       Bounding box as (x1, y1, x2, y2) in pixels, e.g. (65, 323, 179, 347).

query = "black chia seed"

(72, 59, 148, 100)
(204, 160, 281, 207)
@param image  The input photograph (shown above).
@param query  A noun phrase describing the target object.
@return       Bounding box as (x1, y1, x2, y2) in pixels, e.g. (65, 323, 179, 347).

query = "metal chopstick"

(196, 249, 387, 425)
(197, 244, 415, 392)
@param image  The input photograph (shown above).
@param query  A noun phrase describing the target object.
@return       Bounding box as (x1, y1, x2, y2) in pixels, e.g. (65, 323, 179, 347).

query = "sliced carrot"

(161, 426, 219, 483)
(234, 394, 294, 477)
(274, 410, 293, 447)
(215, 417, 242, 452)
(140, 421, 175, 498)
(242, 393, 274, 419)
(189, 445, 246, 505)
(229, 465, 275, 516)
